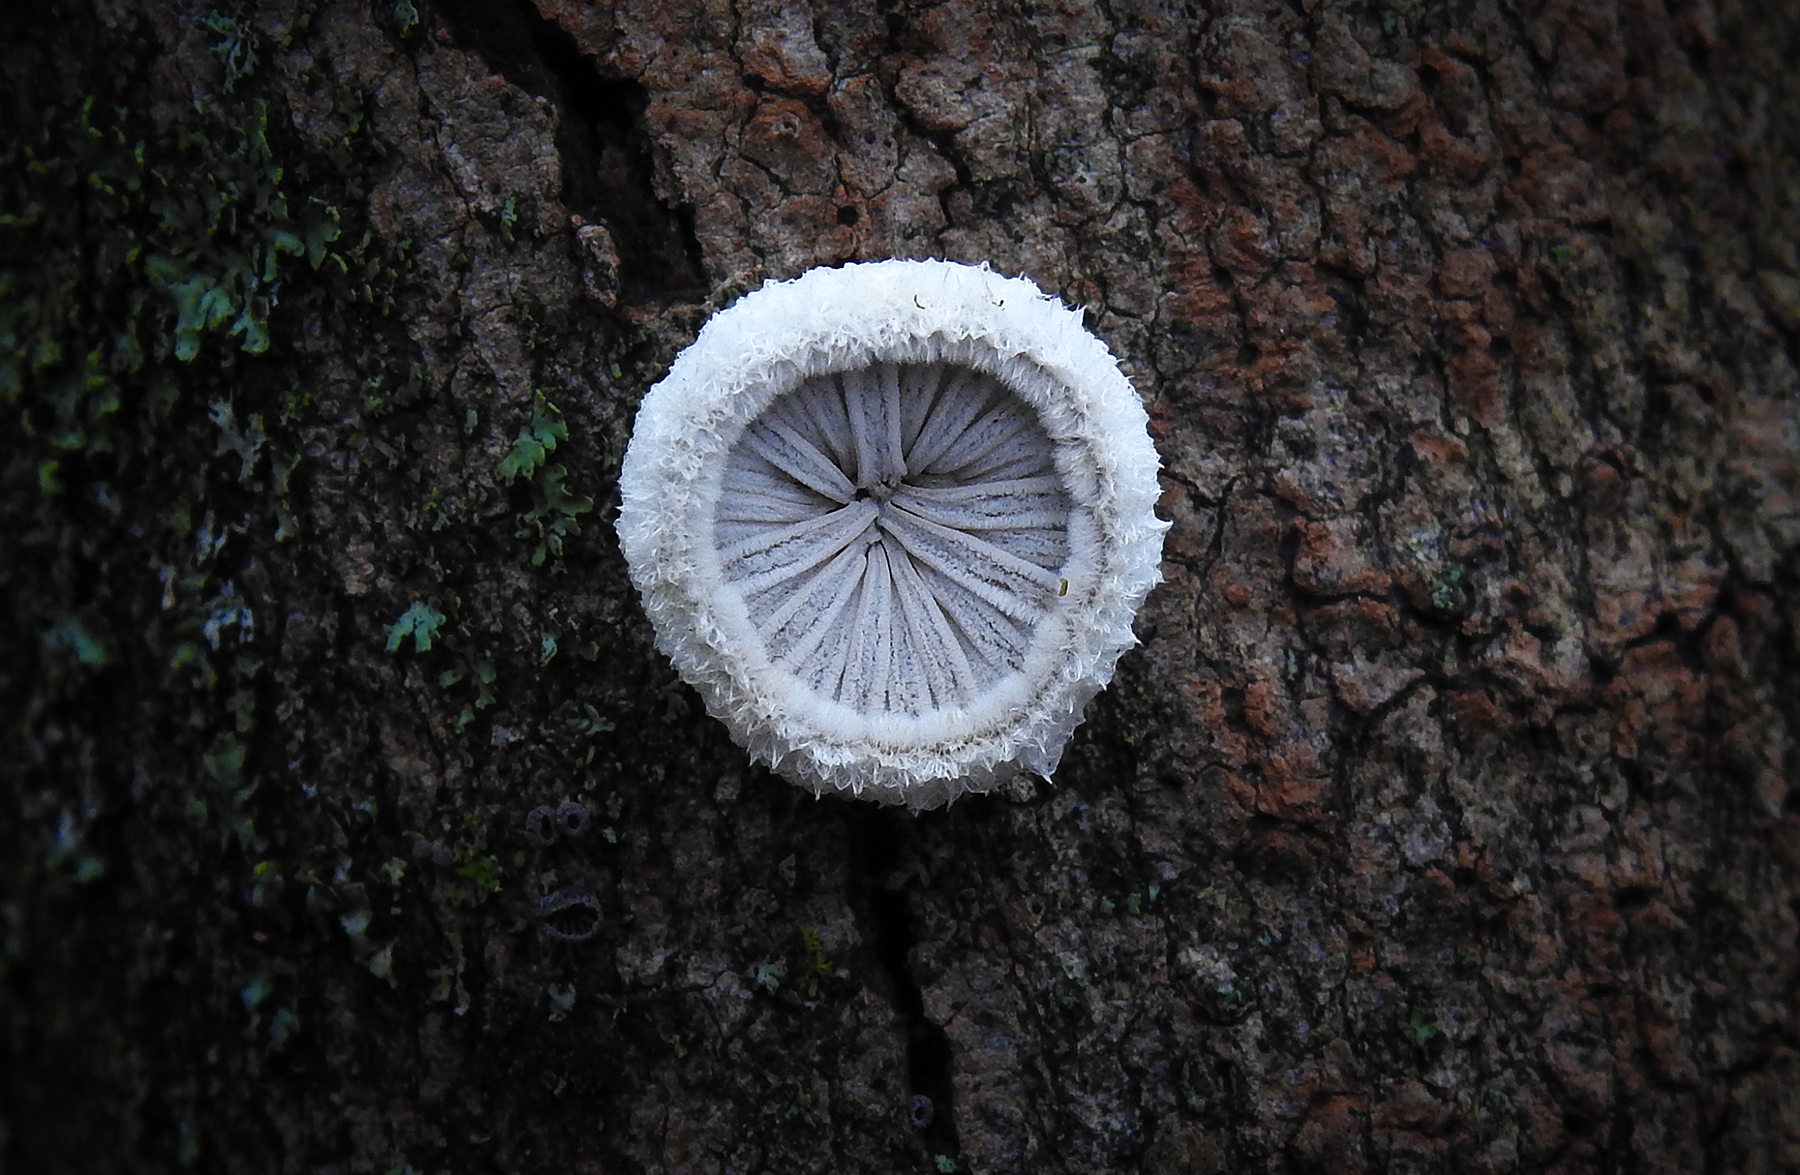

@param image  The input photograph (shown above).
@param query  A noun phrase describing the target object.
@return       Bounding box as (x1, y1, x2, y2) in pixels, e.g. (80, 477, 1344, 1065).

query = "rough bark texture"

(3, 1, 1798, 1173)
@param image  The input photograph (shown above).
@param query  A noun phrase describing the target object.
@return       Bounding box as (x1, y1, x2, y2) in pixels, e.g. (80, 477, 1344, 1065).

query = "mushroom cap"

(617, 259, 1168, 809)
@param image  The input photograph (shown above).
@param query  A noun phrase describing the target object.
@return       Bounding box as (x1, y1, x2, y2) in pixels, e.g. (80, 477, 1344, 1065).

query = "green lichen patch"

(384, 600, 446, 653)
(496, 393, 595, 566)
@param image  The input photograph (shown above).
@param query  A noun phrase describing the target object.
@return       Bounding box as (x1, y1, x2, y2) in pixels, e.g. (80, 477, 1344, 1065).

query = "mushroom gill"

(715, 361, 1071, 711)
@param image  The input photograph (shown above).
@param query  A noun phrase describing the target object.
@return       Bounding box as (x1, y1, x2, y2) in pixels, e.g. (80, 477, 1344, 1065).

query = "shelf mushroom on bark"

(617, 259, 1169, 810)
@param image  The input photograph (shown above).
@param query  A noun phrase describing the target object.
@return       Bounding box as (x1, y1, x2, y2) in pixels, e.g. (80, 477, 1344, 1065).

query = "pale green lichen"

(384, 601, 446, 652)
(496, 393, 593, 566)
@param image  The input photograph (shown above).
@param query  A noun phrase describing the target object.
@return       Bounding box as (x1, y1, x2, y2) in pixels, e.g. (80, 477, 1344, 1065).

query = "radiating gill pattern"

(714, 362, 1071, 712)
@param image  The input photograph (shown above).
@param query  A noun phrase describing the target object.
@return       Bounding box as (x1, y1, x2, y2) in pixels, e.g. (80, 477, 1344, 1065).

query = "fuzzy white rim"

(616, 259, 1168, 809)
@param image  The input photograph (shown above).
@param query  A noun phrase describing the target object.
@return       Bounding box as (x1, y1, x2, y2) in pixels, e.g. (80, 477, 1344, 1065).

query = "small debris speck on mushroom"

(617, 259, 1169, 809)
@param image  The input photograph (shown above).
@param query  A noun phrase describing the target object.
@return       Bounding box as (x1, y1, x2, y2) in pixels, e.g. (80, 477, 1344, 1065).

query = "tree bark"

(3, 1, 1797, 1173)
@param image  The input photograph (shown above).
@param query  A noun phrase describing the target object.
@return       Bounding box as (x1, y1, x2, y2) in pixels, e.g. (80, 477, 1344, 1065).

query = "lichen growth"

(496, 392, 595, 566)
(385, 600, 447, 652)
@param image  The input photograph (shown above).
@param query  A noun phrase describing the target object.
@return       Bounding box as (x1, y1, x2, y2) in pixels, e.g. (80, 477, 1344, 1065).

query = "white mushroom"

(616, 259, 1168, 809)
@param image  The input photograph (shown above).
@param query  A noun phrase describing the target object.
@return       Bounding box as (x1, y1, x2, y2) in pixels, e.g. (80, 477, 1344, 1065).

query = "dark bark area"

(3, 0, 1798, 1173)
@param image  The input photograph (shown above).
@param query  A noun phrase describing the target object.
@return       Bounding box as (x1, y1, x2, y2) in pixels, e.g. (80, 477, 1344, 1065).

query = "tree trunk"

(4, 1, 1797, 1172)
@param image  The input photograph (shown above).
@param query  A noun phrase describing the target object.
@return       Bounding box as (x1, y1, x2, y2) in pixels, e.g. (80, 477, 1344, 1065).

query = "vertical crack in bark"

(434, 0, 706, 300)
(845, 809, 960, 1164)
